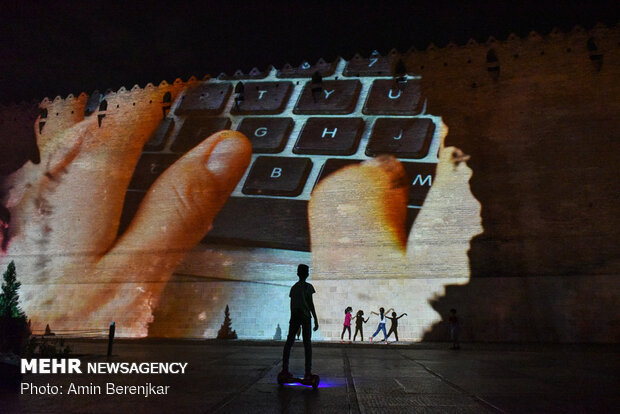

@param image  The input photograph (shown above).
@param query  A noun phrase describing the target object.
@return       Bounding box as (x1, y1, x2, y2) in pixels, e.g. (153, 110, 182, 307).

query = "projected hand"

(309, 122, 482, 280)
(1, 88, 251, 336)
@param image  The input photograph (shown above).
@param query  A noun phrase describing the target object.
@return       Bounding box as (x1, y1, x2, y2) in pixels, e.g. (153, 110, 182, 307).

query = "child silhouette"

(370, 307, 393, 343)
(449, 308, 460, 349)
(353, 310, 370, 341)
(341, 306, 353, 342)
(386, 311, 407, 342)
(279, 264, 319, 380)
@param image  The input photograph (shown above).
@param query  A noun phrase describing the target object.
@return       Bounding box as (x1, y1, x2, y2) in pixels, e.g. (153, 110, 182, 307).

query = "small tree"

(216, 305, 237, 339)
(0, 261, 25, 319)
(0, 261, 30, 354)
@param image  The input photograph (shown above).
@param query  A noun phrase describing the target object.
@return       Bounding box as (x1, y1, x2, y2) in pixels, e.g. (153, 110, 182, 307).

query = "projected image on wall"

(1, 31, 618, 343)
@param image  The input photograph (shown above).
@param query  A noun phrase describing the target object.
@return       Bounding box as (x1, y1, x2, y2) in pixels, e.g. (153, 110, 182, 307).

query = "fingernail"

(205, 135, 245, 191)
(365, 154, 398, 170)
(364, 155, 408, 188)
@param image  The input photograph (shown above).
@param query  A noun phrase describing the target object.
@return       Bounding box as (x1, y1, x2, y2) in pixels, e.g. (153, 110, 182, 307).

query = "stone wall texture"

(1, 24, 618, 342)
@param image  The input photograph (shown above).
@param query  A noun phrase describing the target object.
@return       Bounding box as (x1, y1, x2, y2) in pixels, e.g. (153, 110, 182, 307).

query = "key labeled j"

(366, 118, 435, 159)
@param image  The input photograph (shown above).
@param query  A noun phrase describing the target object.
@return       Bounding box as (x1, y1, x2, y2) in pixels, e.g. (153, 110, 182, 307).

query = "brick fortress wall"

(1, 23, 618, 342)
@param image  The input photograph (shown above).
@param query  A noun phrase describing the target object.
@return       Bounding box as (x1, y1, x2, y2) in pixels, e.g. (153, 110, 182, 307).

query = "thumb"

(102, 130, 251, 276)
(308, 155, 409, 279)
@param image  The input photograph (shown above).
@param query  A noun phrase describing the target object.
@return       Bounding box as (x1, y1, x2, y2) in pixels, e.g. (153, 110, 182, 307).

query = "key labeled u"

(388, 89, 401, 99)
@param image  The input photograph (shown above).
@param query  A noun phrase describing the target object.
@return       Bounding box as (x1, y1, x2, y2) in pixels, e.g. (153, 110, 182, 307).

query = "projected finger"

(309, 156, 409, 278)
(37, 88, 181, 256)
(104, 130, 251, 276)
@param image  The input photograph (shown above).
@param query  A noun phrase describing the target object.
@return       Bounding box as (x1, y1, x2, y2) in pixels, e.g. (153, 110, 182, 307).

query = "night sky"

(1, 1, 618, 104)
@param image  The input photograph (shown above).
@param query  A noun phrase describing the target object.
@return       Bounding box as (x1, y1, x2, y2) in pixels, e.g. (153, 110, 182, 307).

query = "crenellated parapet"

(403, 22, 619, 92)
(1, 22, 618, 177)
(1, 79, 191, 176)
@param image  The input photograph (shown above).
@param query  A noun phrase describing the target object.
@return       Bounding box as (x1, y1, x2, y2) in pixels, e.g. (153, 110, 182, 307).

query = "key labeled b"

(243, 156, 313, 196)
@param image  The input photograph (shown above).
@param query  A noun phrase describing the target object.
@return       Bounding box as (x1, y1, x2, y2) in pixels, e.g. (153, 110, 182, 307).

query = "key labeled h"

(322, 127, 338, 138)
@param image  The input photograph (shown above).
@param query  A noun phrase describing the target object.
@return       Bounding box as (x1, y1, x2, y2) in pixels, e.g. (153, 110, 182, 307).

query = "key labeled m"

(412, 174, 432, 186)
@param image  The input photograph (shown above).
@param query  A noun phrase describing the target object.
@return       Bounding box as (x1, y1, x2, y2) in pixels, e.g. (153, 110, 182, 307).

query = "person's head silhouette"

(297, 264, 309, 280)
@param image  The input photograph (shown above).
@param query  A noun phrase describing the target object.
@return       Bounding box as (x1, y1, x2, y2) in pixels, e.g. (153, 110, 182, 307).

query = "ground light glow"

(280, 378, 341, 389)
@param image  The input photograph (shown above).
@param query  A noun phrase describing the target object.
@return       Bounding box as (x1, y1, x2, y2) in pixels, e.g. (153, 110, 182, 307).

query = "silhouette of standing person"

(449, 308, 460, 349)
(341, 306, 353, 342)
(280, 264, 319, 380)
(370, 307, 393, 343)
(386, 311, 407, 342)
(353, 310, 369, 341)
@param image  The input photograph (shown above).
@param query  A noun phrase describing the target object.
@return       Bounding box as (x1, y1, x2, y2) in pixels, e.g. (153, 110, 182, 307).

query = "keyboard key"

(175, 83, 232, 115)
(128, 153, 179, 190)
(401, 162, 436, 206)
(363, 79, 423, 115)
(204, 197, 310, 251)
(231, 82, 293, 114)
(366, 118, 435, 159)
(144, 118, 174, 151)
(242, 156, 313, 196)
(293, 118, 364, 155)
(171, 116, 231, 153)
(294, 80, 361, 114)
(277, 58, 336, 78)
(343, 52, 396, 76)
(236, 117, 293, 153)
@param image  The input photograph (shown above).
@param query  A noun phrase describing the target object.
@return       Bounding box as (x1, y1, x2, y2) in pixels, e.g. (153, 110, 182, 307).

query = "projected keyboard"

(120, 52, 442, 251)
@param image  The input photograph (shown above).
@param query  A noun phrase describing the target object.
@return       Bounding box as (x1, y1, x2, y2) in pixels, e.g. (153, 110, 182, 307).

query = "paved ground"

(1, 339, 619, 413)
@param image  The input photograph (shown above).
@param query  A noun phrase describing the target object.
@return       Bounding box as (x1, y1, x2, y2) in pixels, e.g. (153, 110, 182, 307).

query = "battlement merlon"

(0, 22, 618, 176)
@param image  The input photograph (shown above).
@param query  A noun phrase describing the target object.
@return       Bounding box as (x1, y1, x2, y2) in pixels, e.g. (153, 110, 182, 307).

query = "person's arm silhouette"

(309, 291, 319, 331)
